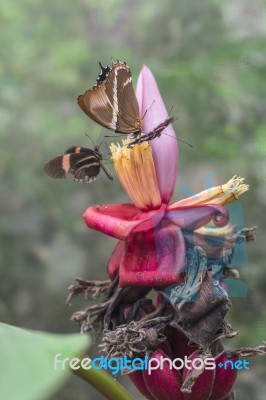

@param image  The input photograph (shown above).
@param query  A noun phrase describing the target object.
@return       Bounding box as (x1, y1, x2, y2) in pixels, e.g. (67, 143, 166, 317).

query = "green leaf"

(0, 322, 89, 400)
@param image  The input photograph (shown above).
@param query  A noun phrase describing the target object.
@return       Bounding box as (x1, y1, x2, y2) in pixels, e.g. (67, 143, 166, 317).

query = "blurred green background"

(1, 0, 266, 399)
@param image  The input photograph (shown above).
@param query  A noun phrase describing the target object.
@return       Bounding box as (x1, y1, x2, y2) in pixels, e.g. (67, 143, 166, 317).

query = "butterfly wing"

(44, 155, 68, 178)
(44, 147, 101, 183)
(65, 146, 113, 181)
(78, 61, 142, 135)
(70, 152, 101, 183)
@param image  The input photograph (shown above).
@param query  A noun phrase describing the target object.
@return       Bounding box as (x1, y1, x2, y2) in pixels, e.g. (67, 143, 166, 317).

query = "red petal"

(119, 222, 185, 287)
(132, 204, 167, 233)
(83, 203, 166, 240)
(143, 350, 184, 400)
(128, 370, 156, 400)
(83, 204, 139, 240)
(209, 353, 238, 400)
(107, 240, 125, 280)
(182, 350, 215, 400)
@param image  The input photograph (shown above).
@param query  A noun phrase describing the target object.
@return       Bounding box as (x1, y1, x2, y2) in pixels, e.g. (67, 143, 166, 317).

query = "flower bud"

(128, 370, 156, 400)
(143, 350, 183, 400)
(182, 350, 215, 400)
(209, 352, 238, 400)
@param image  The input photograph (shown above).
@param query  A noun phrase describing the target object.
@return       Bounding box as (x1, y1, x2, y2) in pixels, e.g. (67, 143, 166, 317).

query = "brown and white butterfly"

(44, 146, 113, 183)
(77, 61, 174, 146)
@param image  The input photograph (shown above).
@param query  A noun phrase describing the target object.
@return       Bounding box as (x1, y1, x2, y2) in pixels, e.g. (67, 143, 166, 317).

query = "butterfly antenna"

(98, 140, 103, 151)
(85, 133, 96, 148)
(176, 137, 193, 148)
(168, 105, 174, 117)
(163, 130, 193, 148)
(142, 100, 156, 119)
(164, 115, 190, 146)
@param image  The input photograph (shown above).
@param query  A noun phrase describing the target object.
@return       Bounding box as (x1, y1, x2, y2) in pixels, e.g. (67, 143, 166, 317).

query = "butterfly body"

(127, 117, 175, 148)
(44, 146, 113, 183)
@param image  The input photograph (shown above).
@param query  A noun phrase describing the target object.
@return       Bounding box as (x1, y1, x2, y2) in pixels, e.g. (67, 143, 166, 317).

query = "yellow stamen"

(110, 140, 161, 210)
(169, 175, 249, 209)
(207, 176, 249, 205)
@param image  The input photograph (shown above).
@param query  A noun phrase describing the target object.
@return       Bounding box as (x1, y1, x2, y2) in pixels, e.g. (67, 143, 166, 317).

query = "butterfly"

(44, 146, 113, 183)
(77, 61, 174, 146)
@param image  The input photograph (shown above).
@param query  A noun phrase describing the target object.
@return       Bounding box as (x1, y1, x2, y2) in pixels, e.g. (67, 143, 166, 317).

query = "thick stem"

(73, 354, 134, 400)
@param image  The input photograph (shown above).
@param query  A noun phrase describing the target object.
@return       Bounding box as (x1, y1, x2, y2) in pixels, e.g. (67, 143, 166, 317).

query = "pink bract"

(136, 65, 178, 204)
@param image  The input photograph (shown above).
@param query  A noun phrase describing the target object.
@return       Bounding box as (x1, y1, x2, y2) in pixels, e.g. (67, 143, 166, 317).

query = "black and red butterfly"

(44, 146, 113, 183)
(77, 61, 174, 146)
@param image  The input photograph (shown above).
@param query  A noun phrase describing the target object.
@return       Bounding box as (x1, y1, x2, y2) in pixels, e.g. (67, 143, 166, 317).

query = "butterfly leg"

(99, 161, 114, 180)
